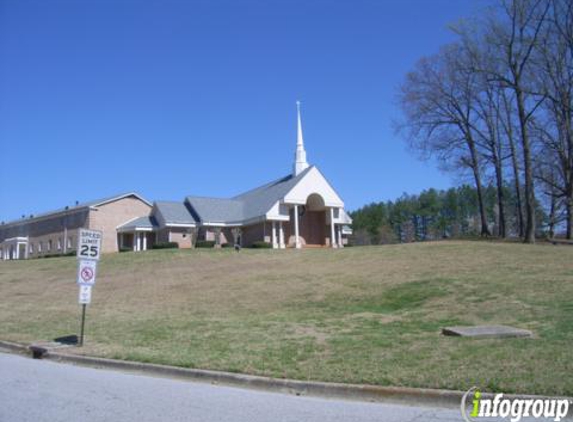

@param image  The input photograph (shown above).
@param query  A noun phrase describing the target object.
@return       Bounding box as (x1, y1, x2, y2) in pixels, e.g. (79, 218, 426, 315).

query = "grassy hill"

(1, 241, 571, 395)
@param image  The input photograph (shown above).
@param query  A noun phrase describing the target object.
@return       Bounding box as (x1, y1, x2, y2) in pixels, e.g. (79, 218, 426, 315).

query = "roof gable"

(89, 192, 152, 208)
(282, 167, 344, 207)
(181, 166, 345, 225)
(232, 166, 312, 221)
(117, 216, 158, 231)
(0, 192, 150, 229)
(154, 201, 196, 225)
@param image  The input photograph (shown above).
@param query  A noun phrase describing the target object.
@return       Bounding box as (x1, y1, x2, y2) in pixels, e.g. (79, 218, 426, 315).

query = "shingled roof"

(233, 166, 312, 221)
(185, 166, 313, 224)
(0, 192, 150, 229)
(117, 215, 158, 231)
(154, 201, 196, 225)
(184, 197, 244, 224)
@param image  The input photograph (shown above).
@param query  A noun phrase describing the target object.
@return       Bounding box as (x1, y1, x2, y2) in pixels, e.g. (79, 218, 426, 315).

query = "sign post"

(76, 228, 102, 347)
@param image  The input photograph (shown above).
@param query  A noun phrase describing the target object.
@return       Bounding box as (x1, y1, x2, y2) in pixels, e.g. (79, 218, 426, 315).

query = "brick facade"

(0, 195, 151, 258)
(88, 197, 152, 253)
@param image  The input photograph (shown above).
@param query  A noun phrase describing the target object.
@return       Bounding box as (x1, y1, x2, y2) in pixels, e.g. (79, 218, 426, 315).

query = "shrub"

(221, 243, 233, 248)
(195, 240, 216, 248)
(152, 242, 179, 250)
(251, 241, 272, 249)
(119, 247, 132, 253)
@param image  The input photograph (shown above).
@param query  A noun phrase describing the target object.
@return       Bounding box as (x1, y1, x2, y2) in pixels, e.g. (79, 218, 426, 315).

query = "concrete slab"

(442, 325, 532, 339)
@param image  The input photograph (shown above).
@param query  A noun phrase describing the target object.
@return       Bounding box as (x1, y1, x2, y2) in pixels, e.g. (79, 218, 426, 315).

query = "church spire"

(293, 101, 309, 176)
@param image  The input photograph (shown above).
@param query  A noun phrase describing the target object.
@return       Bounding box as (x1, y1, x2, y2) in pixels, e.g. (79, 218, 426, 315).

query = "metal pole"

(79, 304, 87, 347)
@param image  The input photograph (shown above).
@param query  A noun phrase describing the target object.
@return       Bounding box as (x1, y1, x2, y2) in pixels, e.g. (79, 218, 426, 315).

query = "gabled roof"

(154, 201, 197, 225)
(0, 192, 150, 229)
(185, 165, 346, 226)
(117, 216, 158, 231)
(185, 197, 244, 224)
(87, 192, 152, 208)
(233, 166, 313, 221)
(183, 166, 313, 224)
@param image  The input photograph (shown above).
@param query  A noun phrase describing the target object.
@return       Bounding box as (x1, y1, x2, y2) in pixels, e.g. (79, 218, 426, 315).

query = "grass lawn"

(0, 240, 571, 396)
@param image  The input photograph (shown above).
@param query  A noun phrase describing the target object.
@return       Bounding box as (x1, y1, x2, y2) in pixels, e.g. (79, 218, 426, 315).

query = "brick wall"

(87, 196, 152, 253)
(241, 222, 268, 246)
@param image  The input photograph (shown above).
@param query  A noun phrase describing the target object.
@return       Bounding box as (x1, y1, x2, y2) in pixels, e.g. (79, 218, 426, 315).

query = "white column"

(330, 208, 336, 248)
(294, 205, 301, 249)
(142, 233, 148, 251)
(279, 222, 285, 249)
(133, 233, 138, 251)
(15, 244, 19, 260)
(338, 225, 344, 248)
(271, 221, 278, 249)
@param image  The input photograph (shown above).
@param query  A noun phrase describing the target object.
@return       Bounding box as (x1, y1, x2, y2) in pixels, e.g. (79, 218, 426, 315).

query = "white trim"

(200, 222, 241, 228)
(330, 208, 336, 248)
(91, 192, 152, 208)
(294, 204, 301, 249)
(3, 236, 29, 242)
(282, 167, 344, 208)
(117, 227, 154, 233)
(165, 223, 196, 228)
(279, 221, 285, 249)
(115, 216, 141, 229)
(271, 221, 278, 249)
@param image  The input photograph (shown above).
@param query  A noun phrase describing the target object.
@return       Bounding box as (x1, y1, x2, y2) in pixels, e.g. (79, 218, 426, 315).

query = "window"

(38, 242, 43, 252)
(48, 239, 52, 251)
(29, 244, 34, 254)
(57, 238, 62, 250)
(67, 237, 73, 249)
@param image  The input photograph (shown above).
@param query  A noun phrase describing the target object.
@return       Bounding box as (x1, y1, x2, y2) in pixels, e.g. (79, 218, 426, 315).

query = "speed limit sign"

(77, 228, 102, 261)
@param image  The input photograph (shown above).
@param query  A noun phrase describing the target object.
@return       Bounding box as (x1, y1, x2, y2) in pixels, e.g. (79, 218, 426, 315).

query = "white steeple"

(293, 101, 309, 176)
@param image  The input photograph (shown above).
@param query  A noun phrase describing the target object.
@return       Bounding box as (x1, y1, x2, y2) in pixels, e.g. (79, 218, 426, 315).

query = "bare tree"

(535, 151, 565, 238)
(471, 80, 509, 237)
(459, 0, 550, 243)
(534, 0, 573, 238)
(397, 44, 491, 236)
(500, 90, 525, 236)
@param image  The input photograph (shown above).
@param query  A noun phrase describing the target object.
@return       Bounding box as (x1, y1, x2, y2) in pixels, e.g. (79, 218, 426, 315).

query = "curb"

(0, 339, 568, 409)
(0, 339, 29, 354)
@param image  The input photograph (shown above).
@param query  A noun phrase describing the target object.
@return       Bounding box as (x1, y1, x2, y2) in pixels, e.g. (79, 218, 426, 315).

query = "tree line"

(350, 185, 548, 245)
(396, 0, 572, 243)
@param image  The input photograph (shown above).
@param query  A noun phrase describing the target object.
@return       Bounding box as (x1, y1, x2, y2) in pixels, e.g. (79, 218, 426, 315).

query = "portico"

(278, 201, 346, 249)
(1, 237, 29, 260)
(117, 216, 156, 251)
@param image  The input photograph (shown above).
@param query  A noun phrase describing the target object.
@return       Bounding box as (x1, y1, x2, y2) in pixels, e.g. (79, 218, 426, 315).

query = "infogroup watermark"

(461, 387, 571, 422)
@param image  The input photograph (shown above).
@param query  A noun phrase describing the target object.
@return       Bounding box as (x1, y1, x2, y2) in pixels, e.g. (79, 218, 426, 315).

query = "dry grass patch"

(0, 241, 572, 395)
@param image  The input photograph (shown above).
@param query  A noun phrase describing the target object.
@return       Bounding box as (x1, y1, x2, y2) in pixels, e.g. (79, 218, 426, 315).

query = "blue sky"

(0, 0, 488, 222)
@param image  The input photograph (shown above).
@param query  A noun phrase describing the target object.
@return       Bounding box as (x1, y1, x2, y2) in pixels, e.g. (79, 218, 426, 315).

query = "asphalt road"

(0, 352, 464, 422)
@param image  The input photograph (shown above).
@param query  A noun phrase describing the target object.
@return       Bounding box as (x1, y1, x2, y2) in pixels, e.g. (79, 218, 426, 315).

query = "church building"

(0, 104, 352, 259)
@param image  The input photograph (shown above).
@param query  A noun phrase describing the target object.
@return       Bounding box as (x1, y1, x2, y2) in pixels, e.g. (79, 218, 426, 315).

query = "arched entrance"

(300, 193, 326, 246)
